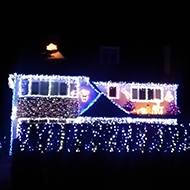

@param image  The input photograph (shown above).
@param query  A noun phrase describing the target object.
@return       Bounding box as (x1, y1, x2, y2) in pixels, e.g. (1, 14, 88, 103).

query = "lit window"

(21, 79, 29, 95)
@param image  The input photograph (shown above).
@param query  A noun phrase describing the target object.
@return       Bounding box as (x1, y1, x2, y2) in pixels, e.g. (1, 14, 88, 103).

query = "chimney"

(164, 45, 171, 75)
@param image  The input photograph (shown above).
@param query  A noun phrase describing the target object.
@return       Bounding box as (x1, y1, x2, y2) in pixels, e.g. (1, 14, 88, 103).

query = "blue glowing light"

(9, 76, 17, 155)
(17, 120, 190, 154)
(79, 93, 102, 116)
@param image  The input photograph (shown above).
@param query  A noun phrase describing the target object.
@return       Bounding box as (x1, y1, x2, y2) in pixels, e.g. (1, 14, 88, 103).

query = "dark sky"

(1, 2, 189, 136)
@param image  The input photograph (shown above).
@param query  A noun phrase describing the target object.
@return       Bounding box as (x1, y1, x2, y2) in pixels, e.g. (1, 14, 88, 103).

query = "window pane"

(111, 53, 117, 64)
(102, 53, 109, 63)
(139, 88, 146, 100)
(148, 89, 154, 100)
(40, 82, 49, 95)
(132, 89, 138, 99)
(21, 79, 29, 95)
(59, 83, 68, 95)
(31, 82, 39, 95)
(70, 83, 77, 97)
(50, 82, 58, 95)
(155, 89, 161, 99)
(109, 87, 117, 97)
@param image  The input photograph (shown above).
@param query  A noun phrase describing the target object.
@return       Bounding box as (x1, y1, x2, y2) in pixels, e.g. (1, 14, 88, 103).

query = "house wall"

(10, 74, 178, 120)
(78, 81, 99, 114)
(14, 75, 91, 119)
(94, 82, 178, 115)
(17, 97, 79, 118)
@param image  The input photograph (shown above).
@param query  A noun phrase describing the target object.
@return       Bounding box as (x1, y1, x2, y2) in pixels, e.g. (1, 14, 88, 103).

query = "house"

(8, 73, 180, 155)
(8, 43, 188, 155)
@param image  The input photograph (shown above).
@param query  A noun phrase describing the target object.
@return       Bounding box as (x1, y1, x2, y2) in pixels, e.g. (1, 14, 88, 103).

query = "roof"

(80, 92, 130, 117)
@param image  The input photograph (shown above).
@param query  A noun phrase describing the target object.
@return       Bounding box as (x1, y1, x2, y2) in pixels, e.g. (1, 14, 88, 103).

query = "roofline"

(93, 81, 179, 88)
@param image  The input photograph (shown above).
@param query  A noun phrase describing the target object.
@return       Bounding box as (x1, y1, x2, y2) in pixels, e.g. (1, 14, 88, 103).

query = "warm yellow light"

(164, 90, 174, 102)
(46, 43, 57, 51)
(80, 89, 90, 102)
(121, 88, 131, 99)
(136, 107, 147, 114)
(152, 100, 164, 114)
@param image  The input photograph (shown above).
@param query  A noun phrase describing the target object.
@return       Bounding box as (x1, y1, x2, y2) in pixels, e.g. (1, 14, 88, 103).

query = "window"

(109, 87, 116, 97)
(132, 89, 138, 99)
(40, 82, 48, 95)
(31, 81, 48, 95)
(131, 87, 163, 102)
(139, 88, 146, 100)
(21, 79, 29, 95)
(70, 83, 78, 97)
(155, 89, 161, 99)
(108, 86, 118, 99)
(27, 77, 78, 97)
(50, 81, 68, 96)
(31, 82, 39, 95)
(50, 82, 59, 95)
(148, 89, 154, 100)
(59, 82, 68, 95)
(100, 46, 120, 65)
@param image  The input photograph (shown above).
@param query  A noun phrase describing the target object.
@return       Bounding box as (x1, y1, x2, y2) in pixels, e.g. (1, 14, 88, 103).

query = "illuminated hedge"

(17, 121, 190, 153)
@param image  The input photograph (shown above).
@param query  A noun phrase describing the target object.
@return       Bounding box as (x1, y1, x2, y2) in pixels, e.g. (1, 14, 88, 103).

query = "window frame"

(19, 76, 79, 98)
(50, 80, 69, 97)
(31, 80, 49, 96)
(130, 86, 163, 102)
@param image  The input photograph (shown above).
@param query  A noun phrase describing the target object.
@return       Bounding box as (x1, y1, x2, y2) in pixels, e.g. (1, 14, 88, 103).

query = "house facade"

(94, 81, 178, 115)
(8, 73, 180, 154)
(9, 73, 179, 119)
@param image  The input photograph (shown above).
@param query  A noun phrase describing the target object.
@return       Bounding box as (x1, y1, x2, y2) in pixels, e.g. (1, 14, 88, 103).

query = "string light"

(94, 81, 178, 104)
(93, 81, 178, 89)
(16, 120, 190, 153)
(8, 73, 180, 155)
(17, 97, 79, 118)
(75, 117, 178, 125)
(9, 74, 17, 155)
(16, 74, 89, 97)
(79, 93, 130, 116)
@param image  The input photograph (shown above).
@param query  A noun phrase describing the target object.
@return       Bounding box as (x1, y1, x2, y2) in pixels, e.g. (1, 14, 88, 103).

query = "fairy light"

(17, 97, 79, 118)
(17, 74, 89, 98)
(94, 81, 178, 104)
(9, 74, 17, 155)
(75, 117, 178, 125)
(79, 92, 130, 116)
(93, 81, 178, 89)
(16, 120, 190, 153)
(8, 73, 181, 155)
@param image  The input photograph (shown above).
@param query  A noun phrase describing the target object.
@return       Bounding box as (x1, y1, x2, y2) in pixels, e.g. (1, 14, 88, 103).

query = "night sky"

(1, 2, 189, 136)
